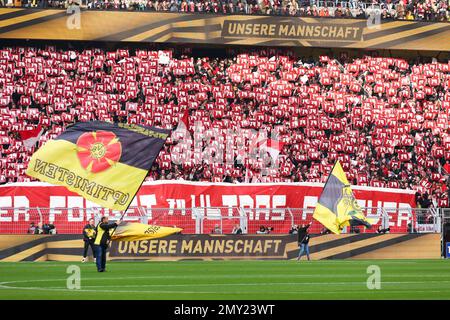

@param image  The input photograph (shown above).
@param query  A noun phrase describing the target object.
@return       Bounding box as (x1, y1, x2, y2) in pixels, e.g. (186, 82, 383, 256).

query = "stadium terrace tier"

(0, 47, 449, 207)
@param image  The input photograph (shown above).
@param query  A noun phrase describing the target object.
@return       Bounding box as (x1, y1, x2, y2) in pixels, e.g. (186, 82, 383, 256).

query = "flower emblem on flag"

(76, 131, 122, 173)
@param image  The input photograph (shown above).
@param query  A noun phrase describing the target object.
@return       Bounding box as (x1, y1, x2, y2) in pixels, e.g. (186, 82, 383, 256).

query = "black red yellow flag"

(313, 161, 373, 234)
(26, 121, 170, 210)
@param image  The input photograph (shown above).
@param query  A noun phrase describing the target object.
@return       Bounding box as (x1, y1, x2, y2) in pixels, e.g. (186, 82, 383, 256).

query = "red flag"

(443, 163, 450, 174)
(261, 139, 285, 161)
(180, 109, 189, 129)
(18, 125, 43, 150)
(248, 134, 284, 161)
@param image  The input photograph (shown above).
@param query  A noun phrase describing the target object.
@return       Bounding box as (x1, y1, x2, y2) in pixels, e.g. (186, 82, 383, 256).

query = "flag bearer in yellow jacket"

(94, 216, 122, 272)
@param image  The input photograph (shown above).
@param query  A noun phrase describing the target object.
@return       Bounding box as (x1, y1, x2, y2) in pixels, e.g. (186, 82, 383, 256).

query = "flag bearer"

(94, 216, 122, 272)
(82, 218, 96, 263)
(297, 222, 312, 261)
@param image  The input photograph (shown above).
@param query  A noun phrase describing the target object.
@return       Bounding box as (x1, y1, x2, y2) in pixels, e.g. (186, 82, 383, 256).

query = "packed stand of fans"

(0, 46, 450, 208)
(2, 0, 449, 22)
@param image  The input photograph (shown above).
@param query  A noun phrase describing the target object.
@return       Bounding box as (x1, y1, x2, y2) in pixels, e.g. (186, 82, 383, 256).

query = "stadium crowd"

(1, 0, 449, 22)
(0, 46, 450, 207)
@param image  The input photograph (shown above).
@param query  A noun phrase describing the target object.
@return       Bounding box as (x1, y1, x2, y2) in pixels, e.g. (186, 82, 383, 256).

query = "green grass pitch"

(0, 259, 449, 300)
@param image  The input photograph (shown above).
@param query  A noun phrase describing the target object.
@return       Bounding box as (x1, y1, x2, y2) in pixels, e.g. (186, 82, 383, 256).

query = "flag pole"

(313, 160, 339, 208)
(107, 172, 150, 243)
(106, 123, 172, 243)
(312, 160, 339, 231)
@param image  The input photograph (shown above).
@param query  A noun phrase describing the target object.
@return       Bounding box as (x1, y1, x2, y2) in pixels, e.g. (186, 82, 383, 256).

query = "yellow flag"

(111, 222, 182, 241)
(26, 121, 169, 210)
(313, 161, 372, 234)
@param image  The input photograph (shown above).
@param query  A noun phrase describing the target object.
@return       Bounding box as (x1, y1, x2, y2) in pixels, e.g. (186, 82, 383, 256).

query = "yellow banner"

(26, 121, 169, 210)
(112, 223, 182, 241)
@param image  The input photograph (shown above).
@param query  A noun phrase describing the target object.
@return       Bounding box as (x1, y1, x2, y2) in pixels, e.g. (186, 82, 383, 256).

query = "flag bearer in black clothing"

(94, 216, 122, 272)
(297, 222, 312, 261)
(82, 218, 96, 263)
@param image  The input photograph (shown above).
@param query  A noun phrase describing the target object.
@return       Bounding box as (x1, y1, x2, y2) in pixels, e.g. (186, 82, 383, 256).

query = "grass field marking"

(5, 279, 450, 288)
(1, 271, 449, 283)
(0, 260, 426, 266)
(48, 280, 450, 288)
(2, 277, 450, 291)
(0, 281, 447, 296)
(1, 272, 450, 284)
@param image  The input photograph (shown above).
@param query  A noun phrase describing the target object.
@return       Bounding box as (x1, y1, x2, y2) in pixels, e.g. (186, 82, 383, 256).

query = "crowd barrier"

(0, 206, 441, 234)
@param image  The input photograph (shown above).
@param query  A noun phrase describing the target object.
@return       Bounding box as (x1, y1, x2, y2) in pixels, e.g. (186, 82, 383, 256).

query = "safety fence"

(0, 206, 442, 235)
(289, 207, 442, 234)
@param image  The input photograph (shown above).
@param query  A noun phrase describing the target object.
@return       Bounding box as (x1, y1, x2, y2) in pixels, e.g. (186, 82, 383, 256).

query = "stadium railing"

(286, 207, 441, 234)
(0, 206, 442, 235)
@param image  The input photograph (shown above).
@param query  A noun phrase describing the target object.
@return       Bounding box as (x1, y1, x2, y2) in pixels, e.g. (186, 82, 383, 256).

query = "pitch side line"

(0, 283, 447, 296)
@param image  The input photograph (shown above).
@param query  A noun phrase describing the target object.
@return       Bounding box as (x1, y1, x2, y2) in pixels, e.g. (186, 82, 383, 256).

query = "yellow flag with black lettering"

(26, 121, 170, 210)
(313, 161, 373, 234)
(111, 222, 182, 241)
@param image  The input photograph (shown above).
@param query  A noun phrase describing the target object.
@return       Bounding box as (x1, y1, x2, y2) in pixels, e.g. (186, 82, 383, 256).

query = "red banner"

(0, 181, 416, 234)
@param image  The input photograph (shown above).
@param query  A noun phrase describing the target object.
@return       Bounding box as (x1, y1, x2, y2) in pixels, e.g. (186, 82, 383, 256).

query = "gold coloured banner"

(222, 20, 363, 41)
(109, 234, 293, 259)
(0, 234, 441, 261)
(0, 8, 449, 51)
